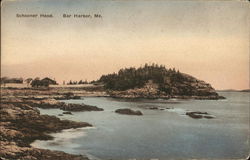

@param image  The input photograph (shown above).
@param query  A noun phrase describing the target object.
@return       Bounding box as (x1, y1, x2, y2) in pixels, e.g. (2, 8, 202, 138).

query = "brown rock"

(60, 103, 104, 112)
(0, 101, 91, 160)
(115, 108, 143, 116)
(62, 111, 73, 115)
(186, 111, 214, 119)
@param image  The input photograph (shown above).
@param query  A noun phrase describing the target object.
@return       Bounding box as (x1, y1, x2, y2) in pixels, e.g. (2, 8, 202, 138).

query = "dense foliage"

(31, 79, 49, 87)
(98, 63, 186, 93)
(31, 77, 57, 87)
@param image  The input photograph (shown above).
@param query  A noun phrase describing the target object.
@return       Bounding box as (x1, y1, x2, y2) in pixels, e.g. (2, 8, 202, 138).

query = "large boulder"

(115, 108, 143, 116)
(60, 103, 104, 112)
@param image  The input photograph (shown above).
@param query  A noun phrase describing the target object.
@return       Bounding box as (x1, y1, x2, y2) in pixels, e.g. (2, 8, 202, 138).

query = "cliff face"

(0, 99, 91, 160)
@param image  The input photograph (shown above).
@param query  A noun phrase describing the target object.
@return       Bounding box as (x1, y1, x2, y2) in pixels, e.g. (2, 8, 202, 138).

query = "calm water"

(32, 92, 249, 160)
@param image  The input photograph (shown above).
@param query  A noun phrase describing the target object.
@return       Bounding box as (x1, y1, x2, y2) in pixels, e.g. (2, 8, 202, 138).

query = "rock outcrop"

(98, 64, 225, 100)
(0, 87, 103, 160)
(109, 81, 169, 99)
(60, 103, 104, 112)
(115, 108, 143, 116)
(21, 98, 104, 112)
(186, 111, 214, 119)
(109, 79, 225, 100)
(0, 100, 91, 160)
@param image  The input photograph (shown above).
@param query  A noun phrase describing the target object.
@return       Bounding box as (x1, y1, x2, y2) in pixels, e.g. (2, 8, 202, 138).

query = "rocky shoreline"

(108, 89, 226, 100)
(0, 85, 225, 159)
(107, 81, 225, 100)
(1, 84, 225, 100)
(110, 93, 225, 100)
(0, 88, 96, 160)
(0, 101, 92, 160)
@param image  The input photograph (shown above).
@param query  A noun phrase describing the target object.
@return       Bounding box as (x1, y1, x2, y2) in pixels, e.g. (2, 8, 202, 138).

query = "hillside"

(98, 64, 224, 99)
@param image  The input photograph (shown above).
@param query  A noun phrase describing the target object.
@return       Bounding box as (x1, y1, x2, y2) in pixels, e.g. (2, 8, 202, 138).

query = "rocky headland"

(98, 64, 225, 100)
(108, 80, 225, 100)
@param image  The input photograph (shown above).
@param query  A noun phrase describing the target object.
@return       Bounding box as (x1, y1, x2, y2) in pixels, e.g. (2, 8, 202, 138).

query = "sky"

(1, 0, 249, 90)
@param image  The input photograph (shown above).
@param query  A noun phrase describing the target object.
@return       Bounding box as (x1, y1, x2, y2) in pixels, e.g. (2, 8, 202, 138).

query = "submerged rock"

(147, 106, 165, 110)
(203, 115, 214, 119)
(63, 111, 73, 115)
(186, 111, 214, 119)
(165, 107, 173, 109)
(115, 108, 143, 116)
(148, 106, 159, 110)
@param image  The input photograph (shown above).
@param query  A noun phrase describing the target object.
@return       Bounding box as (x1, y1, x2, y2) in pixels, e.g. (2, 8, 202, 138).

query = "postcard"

(1, 0, 249, 160)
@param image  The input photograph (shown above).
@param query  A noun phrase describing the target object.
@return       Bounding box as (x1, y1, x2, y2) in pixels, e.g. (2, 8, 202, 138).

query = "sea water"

(31, 92, 249, 160)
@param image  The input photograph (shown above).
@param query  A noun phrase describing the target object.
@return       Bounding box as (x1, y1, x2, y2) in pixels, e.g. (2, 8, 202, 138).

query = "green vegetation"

(31, 77, 57, 88)
(98, 63, 220, 96)
(31, 78, 49, 88)
(98, 63, 186, 94)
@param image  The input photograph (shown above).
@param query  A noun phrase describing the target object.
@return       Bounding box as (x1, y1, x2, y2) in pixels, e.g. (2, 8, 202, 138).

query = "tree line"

(0, 77, 58, 88)
(98, 63, 186, 93)
(67, 80, 88, 85)
(1, 76, 91, 87)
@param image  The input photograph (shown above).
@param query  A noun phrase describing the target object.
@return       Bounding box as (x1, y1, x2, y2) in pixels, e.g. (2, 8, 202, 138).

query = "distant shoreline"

(216, 89, 250, 92)
(1, 83, 226, 100)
